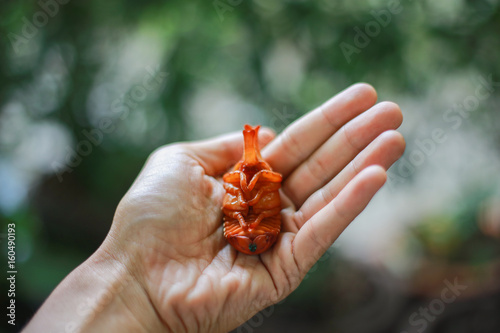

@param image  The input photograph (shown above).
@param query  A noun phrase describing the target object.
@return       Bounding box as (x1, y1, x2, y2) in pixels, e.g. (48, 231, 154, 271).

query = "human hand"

(101, 83, 405, 332)
(24, 83, 405, 333)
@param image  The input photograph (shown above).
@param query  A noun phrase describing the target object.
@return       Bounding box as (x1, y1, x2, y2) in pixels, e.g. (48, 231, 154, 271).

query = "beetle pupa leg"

(239, 171, 249, 193)
(234, 212, 249, 230)
(246, 188, 266, 206)
(245, 171, 262, 192)
(249, 207, 281, 229)
(259, 170, 282, 183)
(224, 211, 249, 230)
(246, 182, 280, 206)
(247, 170, 282, 192)
(223, 183, 248, 207)
(223, 170, 241, 183)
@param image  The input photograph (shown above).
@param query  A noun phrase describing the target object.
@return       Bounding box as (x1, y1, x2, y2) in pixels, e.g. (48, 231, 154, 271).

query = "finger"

(282, 101, 402, 206)
(262, 83, 378, 177)
(292, 165, 387, 273)
(186, 127, 276, 176)
(296, 130, 405, 227)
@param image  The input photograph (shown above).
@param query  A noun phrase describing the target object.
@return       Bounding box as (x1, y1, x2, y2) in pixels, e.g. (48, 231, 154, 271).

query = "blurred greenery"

(1, 0, 500, 332)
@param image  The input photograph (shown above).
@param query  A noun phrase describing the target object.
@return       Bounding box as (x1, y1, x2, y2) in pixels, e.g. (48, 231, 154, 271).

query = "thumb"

(189, 127, 276, 176)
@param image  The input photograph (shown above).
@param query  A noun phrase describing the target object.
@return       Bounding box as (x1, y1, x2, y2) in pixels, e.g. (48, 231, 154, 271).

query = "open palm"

(105, 83, 405, 332)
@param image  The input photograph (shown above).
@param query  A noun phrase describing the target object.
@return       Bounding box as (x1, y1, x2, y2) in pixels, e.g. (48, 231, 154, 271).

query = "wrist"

(78, 246, 164, 332)
(24, 244, 164, 332)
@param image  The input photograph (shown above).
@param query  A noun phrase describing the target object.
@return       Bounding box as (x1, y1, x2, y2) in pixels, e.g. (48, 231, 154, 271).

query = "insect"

(222, 125, 282, 255)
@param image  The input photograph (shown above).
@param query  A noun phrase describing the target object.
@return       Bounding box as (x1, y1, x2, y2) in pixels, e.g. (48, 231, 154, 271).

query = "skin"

(24, 83, 405, 333)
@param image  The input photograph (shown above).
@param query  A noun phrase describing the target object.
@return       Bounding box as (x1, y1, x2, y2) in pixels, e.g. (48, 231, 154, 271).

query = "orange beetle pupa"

(222, 125, 282, 255)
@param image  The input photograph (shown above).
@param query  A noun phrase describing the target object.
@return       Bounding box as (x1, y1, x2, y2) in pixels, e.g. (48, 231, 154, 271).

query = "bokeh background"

(1, 0, 500, 332)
